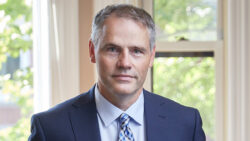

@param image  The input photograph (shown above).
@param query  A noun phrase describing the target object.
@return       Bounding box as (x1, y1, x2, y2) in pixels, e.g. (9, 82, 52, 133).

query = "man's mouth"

(112, 74, 135, 81)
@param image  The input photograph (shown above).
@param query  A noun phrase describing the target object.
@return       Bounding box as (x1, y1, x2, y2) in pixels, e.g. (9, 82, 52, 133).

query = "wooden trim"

(79, 0, 96, 93)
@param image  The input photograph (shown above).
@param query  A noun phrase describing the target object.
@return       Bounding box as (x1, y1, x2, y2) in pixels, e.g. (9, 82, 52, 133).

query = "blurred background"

(0, 0, 249, 141)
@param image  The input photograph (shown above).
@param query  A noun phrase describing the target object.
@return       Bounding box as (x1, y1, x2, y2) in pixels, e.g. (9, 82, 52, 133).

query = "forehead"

(100, 15, 150, 48)
(103, 14, 146, 28)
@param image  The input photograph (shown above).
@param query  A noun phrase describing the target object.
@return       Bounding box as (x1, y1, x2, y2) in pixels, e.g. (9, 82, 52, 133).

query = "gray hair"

(91, 4, 155, 50)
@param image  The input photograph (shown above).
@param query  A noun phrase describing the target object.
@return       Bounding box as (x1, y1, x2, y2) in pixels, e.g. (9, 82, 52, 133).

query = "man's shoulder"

(29, 87, 97, 140)
(144, 89, 201, 127)
(143, 90, 205, 140)
(33, 88, 94, 119)
(144, 89, 198, 113)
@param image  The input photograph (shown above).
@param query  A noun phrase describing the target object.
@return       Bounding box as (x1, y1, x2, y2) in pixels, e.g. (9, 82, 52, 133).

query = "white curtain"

(227, 0, 250, 140)
(33, 0, 79, 112)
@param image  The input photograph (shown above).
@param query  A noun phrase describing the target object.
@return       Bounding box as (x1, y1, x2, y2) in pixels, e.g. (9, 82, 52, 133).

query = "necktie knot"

(118, 113, 134, 141)
(119, 113, 130, 128)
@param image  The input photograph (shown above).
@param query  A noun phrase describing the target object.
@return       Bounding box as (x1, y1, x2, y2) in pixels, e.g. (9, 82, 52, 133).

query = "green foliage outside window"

(154, 0, 217, 41)
(0, 0, 33, 140)
(153, 57, 215, 140)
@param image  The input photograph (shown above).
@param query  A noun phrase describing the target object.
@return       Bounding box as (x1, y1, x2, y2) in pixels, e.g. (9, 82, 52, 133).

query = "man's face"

(89, 15, 155, 100)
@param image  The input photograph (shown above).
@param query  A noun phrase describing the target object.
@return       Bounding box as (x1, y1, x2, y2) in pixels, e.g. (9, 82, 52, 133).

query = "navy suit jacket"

(29, 86, 206, 141)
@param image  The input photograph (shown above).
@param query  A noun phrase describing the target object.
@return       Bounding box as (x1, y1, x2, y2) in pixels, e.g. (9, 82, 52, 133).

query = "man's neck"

(96, 84, 143, 111)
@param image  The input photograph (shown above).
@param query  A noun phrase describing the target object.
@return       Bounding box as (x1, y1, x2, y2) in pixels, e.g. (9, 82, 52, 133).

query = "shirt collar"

(94, 85, 144, 127)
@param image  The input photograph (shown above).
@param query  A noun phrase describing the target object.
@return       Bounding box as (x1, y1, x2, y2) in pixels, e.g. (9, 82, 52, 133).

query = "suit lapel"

(69, 88, 172, 141)
(144, 90, 170, 141)
(69, 86, 101, 141)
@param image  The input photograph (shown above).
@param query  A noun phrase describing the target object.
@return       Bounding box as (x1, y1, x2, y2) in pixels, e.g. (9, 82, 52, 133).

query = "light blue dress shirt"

(95, 86, 146, 141)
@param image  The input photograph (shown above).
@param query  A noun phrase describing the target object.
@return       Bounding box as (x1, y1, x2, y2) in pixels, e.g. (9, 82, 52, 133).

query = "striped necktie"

(118, 113, 135, 141)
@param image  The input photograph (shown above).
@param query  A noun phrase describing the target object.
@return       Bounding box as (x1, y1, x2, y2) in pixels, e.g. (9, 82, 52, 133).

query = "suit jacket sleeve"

(193, 109, 206, 141)
(28, 115, 46, 141)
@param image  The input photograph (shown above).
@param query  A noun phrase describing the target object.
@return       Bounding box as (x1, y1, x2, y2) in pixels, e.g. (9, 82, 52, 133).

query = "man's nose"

(117, 50, 132, 69)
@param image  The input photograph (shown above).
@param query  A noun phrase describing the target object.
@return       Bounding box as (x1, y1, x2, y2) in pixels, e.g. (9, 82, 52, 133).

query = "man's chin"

(111, 84, 140, 96)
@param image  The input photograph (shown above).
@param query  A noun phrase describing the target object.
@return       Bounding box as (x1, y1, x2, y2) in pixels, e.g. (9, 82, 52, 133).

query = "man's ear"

(89, 40, 96, 63)
(149, 46, 156, 67)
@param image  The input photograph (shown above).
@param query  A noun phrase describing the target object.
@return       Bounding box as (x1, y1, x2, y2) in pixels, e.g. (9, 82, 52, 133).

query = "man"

(29, 4, 205, 141)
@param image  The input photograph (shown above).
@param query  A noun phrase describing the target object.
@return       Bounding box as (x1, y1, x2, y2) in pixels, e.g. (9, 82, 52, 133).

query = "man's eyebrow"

(135, 46, 147, 49)
(103, 43, 120, 48)
(130, 46, 148, 52)
(103, 43, 148, 51)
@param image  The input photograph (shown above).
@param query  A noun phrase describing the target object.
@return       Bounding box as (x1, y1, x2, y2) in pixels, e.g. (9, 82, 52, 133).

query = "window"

(0, 0, 33, 140)
(143, 0, 224, 140)
(154, 0, 218, 41)
(153, 52, 215, 140)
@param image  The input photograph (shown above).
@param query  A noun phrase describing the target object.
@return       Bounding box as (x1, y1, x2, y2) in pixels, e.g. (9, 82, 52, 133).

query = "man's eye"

(133, 49, 143, 54)
(107, 47, 117, 52)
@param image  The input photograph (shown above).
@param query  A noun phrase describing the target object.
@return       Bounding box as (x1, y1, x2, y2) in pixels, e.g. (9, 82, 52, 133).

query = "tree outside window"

(0, 0, 33, 140)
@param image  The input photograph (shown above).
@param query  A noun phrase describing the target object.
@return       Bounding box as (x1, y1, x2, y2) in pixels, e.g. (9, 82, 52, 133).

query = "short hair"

(91, 4, 155, 50)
